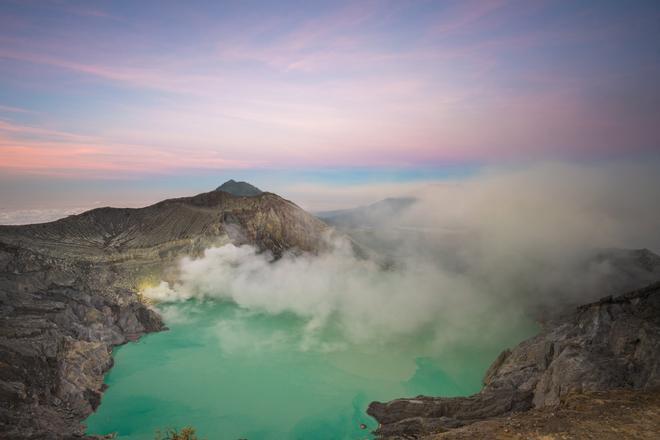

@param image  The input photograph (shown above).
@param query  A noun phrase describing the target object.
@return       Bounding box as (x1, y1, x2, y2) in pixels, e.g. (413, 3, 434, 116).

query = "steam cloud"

(145, 162, 660, 347)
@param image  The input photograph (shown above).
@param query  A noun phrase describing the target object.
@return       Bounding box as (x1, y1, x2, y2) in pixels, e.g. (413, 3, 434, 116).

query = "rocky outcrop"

(0, 280, 163, 438)
(0, 187, 329, 439)
(368, 281, 660, 438)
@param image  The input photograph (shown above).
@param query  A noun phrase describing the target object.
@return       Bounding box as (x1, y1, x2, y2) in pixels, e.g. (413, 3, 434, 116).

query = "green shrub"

(154, 426, 204, 440)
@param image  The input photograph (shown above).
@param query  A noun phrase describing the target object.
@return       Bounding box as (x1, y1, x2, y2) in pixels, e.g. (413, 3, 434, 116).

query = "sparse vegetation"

(154, 426, 204, 440)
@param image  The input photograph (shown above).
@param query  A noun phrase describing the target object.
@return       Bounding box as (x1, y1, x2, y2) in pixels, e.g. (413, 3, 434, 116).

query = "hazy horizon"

(2, 0, 659, 219)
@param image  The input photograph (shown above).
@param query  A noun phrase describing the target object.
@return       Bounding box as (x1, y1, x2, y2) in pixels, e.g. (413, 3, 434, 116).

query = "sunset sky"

(1, 0, 659, 214)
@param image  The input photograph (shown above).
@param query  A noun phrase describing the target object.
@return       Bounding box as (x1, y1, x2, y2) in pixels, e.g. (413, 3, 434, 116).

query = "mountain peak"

(215, 179, 263, 197)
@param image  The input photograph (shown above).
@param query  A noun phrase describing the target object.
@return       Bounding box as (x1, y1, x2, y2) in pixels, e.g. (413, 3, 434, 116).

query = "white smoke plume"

(145, 161, 660, 346)
(145, 240, 494, 346)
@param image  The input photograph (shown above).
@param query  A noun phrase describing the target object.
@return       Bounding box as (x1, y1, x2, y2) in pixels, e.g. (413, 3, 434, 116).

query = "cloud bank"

(0, 207, 90, 225)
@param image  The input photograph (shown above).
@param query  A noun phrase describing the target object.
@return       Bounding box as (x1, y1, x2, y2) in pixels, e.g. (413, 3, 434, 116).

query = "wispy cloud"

(0, 119, 252, 176)
(0, 0, 657, 181)
(0, 104, 34, 114)
(0, 119, 95, 141)
(429, 0, 510, 36)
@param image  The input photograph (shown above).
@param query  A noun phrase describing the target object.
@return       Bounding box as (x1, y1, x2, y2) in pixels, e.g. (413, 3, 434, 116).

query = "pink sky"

(0, 0, 658, 179)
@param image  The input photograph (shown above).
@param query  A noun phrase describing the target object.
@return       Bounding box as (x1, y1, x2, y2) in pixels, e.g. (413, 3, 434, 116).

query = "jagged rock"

(0, 187, 330, 439)
(368, 282, 660, 438)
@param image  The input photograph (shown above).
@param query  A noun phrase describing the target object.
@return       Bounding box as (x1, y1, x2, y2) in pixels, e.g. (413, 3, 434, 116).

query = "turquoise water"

(85, 300, 533, 439)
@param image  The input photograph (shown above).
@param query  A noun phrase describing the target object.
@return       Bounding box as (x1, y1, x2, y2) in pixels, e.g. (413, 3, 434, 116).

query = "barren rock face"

(368, 282, 660, 438)
(0, 189, 329, 439)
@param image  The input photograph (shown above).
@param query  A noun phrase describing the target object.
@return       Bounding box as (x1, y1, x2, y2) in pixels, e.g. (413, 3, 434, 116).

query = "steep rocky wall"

(0, 190, 330, 439)
(0, 243, 164, 438)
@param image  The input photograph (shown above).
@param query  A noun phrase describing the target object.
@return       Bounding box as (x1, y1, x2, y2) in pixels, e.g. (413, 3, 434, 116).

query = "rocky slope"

(215, 179, 263, 197)
(0, 184, 329, 439)
(368, 281, 660, 438)
(428, 388, 660, 439)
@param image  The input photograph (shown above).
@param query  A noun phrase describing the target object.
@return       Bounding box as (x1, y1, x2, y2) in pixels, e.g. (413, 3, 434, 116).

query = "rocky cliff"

(0, 186, 329, 439)
(368, 281, 660, 438)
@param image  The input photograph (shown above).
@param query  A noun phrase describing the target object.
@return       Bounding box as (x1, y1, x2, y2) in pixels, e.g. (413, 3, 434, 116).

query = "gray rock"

(0, 188, 330, 439)
(368, 281, 660, 438)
